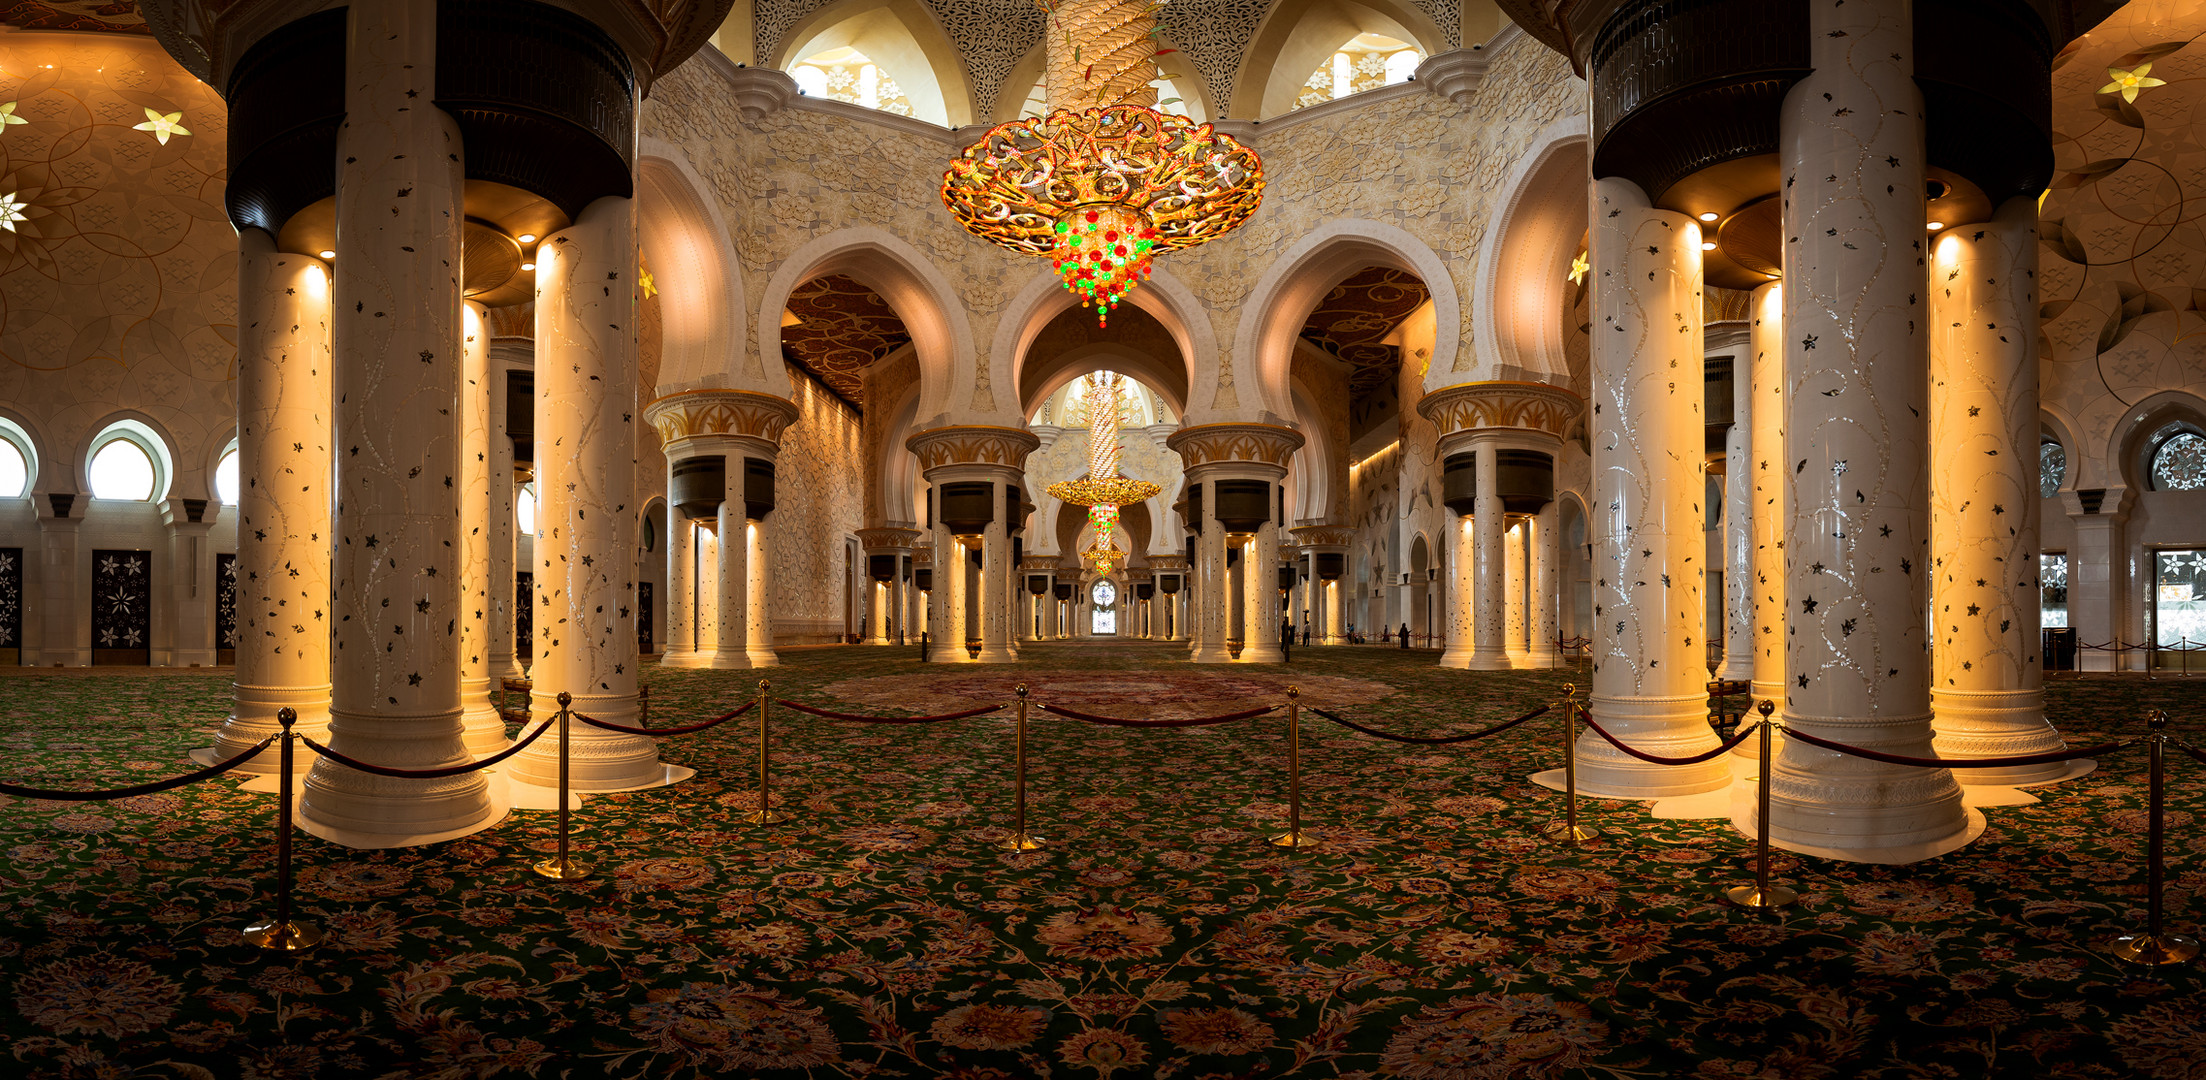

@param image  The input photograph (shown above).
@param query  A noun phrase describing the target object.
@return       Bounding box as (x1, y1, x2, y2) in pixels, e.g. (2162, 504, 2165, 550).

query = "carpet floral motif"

(0, 647, 2198, 1079)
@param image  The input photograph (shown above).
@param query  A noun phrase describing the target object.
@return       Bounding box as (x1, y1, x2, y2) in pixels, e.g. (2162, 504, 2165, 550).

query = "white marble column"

(867, 577, 890, 645)
(931, 528, 968, 661)
(1929, 199, 2070, 785)
(162, 501, 216, 668)
(744, 515, 779, 666)
(1470, 446, 1509, 669)
(1505, 518, 1530, 666)
(303, 0, 494, 845)
(1718, 356, 1755, 682)
(708, 492, 749, 668)
(1749, 283, 1787, 714)
(1324, 577, 1343, 643)
(978, 509, 1015, 661)
(661, 512, 699, 666)
(694, 524, 720, 659)
(1579, 176, 1726, 798)
(514, 196, 662, 791)
(2067, 509, 2127, 670)
(1765, 0, 1967, 860)
(219, 232, 332, 771)
(1441, 508, 1477, 667)
(1190, 502, 1231, 662)
(457, 302, 503, 756)
(1241, 512, 1285, 662)
(1530, 501, 1562, 667)
(488, 373, 524, 681)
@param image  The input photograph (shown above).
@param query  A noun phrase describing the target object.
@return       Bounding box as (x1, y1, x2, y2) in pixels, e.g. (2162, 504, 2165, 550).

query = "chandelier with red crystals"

(941, 0, 1264, 327)
(1047, 372, 1159, 575)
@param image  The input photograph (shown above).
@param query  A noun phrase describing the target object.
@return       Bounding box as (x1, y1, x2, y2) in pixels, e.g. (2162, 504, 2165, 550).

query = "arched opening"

(761, 230, 971, 427)
(638, 148, 751, 397)
(1474, 119, 1592, 387)
(776, 0, 973, 126)
(1234, 0, 1446, 119)
(83, 418, 173, 503)
(0, 415, 37, 499)
(1291, 32, 1422, 110)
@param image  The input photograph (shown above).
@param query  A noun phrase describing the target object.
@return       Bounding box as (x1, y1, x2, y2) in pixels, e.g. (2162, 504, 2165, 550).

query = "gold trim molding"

(644, 389, 802, 445)
(905, 425, 1043, 472)
(1165, 423, 1305, 467)
(1289, 526, 1355, 548)
(857, 527, 924, 551)
(1415, 380, 1582, 439)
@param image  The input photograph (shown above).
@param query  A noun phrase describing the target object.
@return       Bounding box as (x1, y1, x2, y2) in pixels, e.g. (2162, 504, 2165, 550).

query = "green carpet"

(0, 646, 2200, 1078)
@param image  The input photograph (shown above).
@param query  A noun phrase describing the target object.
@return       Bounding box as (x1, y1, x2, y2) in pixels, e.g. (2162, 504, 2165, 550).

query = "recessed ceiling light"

(1701, 241, 1717, 251)
(1927, 221, 1945, 231)
(1698, 212, 1719, 222)
(521, 262, 535, 272)
(517, 233, 536, 244)
(318, 249, 335, 259)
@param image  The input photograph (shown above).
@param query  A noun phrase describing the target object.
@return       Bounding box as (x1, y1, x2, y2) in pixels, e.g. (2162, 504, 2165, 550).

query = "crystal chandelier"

(941, 0, 1264, 327)
(1048, 372, 1159, 575)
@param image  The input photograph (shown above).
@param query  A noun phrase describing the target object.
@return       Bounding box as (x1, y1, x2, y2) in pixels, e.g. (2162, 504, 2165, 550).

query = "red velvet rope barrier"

(774, 701, 1005, 724)
(0, 735, 275, 801)
(1307, 703, 1551, 745)
(1036, 703, 1277, 728)
(302, 713, 559, 780)
(575, 700, 757, 736)
(2178, 739, 2206, 768)
(1777, 724, 2130, 769)
(1579, 709, 1763, 766)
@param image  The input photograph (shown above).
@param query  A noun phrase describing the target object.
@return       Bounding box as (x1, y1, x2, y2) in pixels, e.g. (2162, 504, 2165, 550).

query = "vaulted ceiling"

(1298, 267, 1430, 398)
(780, 274, 911, 409)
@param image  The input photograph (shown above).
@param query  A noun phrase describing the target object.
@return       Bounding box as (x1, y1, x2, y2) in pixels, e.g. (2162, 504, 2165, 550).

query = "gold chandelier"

(1047, 372, 1159, 574)
(940, 0, 1263, 326)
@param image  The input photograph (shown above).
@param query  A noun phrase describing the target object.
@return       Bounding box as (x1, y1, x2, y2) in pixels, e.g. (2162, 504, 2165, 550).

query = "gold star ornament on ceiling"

(638, 266, 657, 300)
(2102, 64, 2167, 103)
(1567, 250, 1590, 285)
(133, 108, 189, 145)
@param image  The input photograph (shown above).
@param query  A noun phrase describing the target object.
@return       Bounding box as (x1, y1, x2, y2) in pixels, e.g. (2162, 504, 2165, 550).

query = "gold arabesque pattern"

(779, 274, 912, 408)
(1298, 267, 1430, 398)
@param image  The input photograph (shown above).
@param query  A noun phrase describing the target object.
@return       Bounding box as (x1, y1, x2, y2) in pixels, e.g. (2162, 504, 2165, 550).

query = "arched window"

(0, 419, 32, 499)
(2150, 429, 2206, 491)
(214, 447, 240, 505)
(793, 47, 915, 116)
(85, 421, 171, 502)
(2040, 438, 2065, 498)
(516, 483, 539, 535)
(1294, 33, 1423, 110)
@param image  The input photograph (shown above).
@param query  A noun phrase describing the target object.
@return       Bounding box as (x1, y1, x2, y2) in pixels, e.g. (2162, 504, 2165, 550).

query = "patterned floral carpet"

(0, 644, 2200, 1079)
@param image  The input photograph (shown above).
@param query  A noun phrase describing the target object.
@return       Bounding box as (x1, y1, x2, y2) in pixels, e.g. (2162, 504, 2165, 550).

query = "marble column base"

(1466, 651, 1513, 670)
(1526, 647, 1563, 669)
(209, 682, 332, 773)
(1573, 692, 1730, 798)
(1189, 644, 1234, 663)
(1932, 688, 2074, 787)
(297, 769, 510, 850)
(973, 644, 1018, 663)
(701, 648, 761, 669)
(459, 675, 506, 758)
(1437, 644, 1476, 668)
(510, 693, 667, 791)
(1740, 776, 1986, 865)
(746, 647, 782, 668)
(1237, 643, 1284, 663)
(1717, 657, 1753, 682)
(658, 648, 709, 669)
(299, 709, 498, 846)
(1767, 711, 1971, 858)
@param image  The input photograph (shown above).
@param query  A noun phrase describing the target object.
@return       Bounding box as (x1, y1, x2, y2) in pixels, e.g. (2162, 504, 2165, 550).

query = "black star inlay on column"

(1801, 597, 1818, 613)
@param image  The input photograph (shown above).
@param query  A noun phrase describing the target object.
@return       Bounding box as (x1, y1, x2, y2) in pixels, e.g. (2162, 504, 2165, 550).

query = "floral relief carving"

(1415, 381, 1582, 439)
(643, 389, 803, 445)
(1165, 423, 1305, 467)
(906, 426, 1043, 471)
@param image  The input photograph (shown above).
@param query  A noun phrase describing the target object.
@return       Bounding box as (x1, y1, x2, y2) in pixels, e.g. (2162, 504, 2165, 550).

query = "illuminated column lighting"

(662, 513, 700, 666)
(456, 302, 504, 756)
(1469, 444, 1509, 669)
(1504, 518, 1529, 666)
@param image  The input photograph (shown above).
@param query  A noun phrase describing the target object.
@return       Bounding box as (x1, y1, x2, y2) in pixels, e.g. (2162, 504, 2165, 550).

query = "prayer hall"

(0, 0, 2202, 1073)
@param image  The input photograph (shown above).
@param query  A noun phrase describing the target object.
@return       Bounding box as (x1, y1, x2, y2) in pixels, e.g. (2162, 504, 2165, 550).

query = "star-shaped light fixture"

(0, 191, 26, 233)
(2102, 64, 2167, 103)
(133, 108, 189, 145)
(1567, 250, 1590, 285)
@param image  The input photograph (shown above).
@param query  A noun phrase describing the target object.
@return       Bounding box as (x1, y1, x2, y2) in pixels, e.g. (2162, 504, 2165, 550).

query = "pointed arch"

(760, 228, 973, 426)
(776, 0, 974, 125)
(639, 139, 752, 398)
(1472, 114, 1589, 386)
(1233, 0, 1446, 119)
(1235, 219, 1459, 421)
(992, 265, 1215, 425)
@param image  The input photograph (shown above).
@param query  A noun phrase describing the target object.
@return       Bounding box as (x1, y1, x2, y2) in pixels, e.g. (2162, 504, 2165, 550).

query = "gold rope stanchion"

(1002, 684, 1044, 851)
(2109, 710, 2199, 964)
(244, 708, 322, 952)
(1270, 686, 1315, 849)
(1541, 683, 1598, 846)
(744, 679, 789, 825)
(533, 692, 591, 880)
(1725, 700, 1796, 909)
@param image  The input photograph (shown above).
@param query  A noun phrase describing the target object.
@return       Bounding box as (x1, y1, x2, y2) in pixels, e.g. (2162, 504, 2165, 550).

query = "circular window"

(89, 439, 156, 501)
(1092, 580, 1117, 607)
(214, 448, 240, 505)
(2040, 439, 2065, 499)
(2152, 431, 2206, 491)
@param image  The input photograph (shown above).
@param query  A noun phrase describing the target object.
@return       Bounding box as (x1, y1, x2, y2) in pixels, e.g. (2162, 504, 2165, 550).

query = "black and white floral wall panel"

(638, 580, 654, 652)
(516, 571, 533, 668)
(0, 547, 21, 664)
(92, 549, 151, 665)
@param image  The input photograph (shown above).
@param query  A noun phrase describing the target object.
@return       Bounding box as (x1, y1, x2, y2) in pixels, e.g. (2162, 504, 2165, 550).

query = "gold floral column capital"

(1289, 526, 1356, 549)
(1416, 381, 1583, 440)
(857, 527, 924, 552)
(1164, 423, 1305, 469)
(905, 425, 1043, 473)
(644, 389, 801, 453)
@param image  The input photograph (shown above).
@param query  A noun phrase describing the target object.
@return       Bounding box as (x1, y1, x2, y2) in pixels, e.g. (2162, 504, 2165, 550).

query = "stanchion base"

(999, 832, 1045, 852)
(1724, 884, 1799, 909)
(1268, 829, 1319, 849)
(743, 809, 792, 825)
(533, 858, 593, 881)
(1540, 821, 1600, 843)
(2108, 932, 2201, 965)
(241, 919, 324, 952)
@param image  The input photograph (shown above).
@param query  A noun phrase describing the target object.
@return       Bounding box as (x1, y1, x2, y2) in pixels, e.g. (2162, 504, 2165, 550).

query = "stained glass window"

(2155, 548, 2206, 646)
(2040, 552, 2067, 629)
(2152, 431, 2206, 490)
(2040, 440, 2065, 498)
